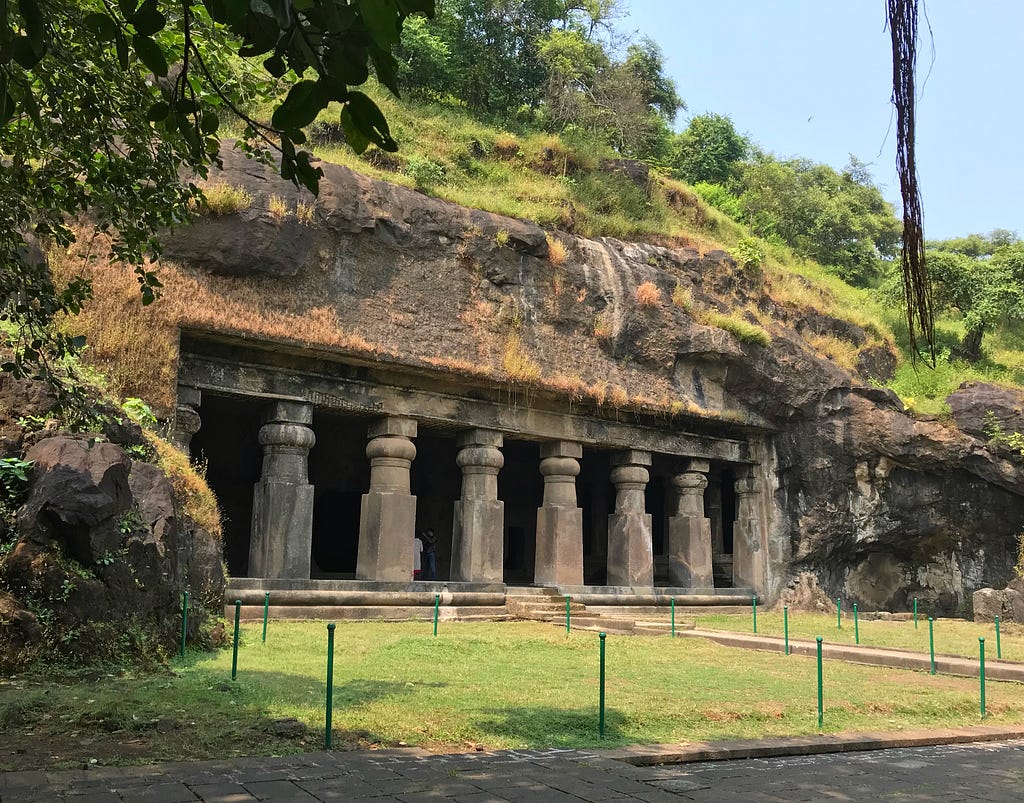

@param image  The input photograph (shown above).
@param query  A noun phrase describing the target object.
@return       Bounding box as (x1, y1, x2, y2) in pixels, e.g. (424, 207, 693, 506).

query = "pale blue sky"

(625, 1, 1022, 240)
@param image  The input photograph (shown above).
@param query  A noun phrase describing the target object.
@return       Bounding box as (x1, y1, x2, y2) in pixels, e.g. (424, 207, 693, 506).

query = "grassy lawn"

(692, 610, 1017, 660)
(2, 620, 1022, 770)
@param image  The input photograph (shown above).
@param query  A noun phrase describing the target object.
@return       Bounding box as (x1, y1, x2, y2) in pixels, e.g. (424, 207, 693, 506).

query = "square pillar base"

(607, 513, 654, 587)
(534, 507, 583, 586)
(249, 481, 314, 579)
(357, 491, 417, 582)
(668, 515, 713, 588)
(452, 499, 505, 583)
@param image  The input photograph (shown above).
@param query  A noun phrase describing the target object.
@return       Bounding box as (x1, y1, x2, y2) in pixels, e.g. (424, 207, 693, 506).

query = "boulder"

(948, 382, 1024, 442)
(0, 591, 41, 674)
(1, 435, 224, 666)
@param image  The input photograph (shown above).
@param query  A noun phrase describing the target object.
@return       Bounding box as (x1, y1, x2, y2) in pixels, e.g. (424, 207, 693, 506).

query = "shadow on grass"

(471, 706, 626, 747)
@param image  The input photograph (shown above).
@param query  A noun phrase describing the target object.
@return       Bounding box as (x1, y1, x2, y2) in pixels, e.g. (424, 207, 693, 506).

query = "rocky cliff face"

(0, 376, 224, 672)
(152, 151, 1024, 613)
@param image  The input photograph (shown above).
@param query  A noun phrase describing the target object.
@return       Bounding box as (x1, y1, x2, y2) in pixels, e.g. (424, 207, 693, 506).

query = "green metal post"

(996, 616, 1002, 659)
(179, 590, 189, 658)
(752, 595, 757, 634)
(671, 597, 675, 638)
(853, 603, 859, 645)
(325, 623, 335, 749)
(929, 617, 936, 675)
(816, 636, 823, 729)
(980, 637, 987, 718)
(261, 591, 269, 644)
(433, 594, 439, 637)
(914, 597, 918, 629)
(599, 632, 606, 738)
(784, 606, 789, 656)
(231, 599, 241, 681)
(566, 595, 571, 634)
(836, 598, 841, 630)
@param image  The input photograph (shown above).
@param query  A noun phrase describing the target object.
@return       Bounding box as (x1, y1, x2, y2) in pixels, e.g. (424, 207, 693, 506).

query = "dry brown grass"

(635, 281, 661, 308)
(146, 432, 222, 537)
(492, 133, 520, 159)
(52, 238, 389, 415)
(200, 182, 253, 216)
(267, 195, 289, 220)
(801, 331, 860, 371)
(608, 384, 629, 407)
(502, 333, 541, 383)
(593, 313, 612, 339)
(546, 235, 567, 266)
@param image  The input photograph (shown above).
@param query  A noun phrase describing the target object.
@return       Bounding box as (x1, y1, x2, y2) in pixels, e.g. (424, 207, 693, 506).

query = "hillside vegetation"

(52, 0, 1024, 418)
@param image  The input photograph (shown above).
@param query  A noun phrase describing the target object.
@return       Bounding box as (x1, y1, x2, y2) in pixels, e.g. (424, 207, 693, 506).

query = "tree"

(1, 0, 432, 399)
(918, 242, 1024, 361)
(735, 155, 901, 286)
(669, 113, 748, 185)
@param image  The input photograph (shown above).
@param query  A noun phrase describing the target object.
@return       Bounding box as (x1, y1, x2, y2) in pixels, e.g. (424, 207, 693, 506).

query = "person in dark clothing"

(423, 528, 437, 580)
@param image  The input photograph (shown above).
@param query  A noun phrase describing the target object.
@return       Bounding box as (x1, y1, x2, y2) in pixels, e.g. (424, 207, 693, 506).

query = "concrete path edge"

(599, 725, 1024, 765)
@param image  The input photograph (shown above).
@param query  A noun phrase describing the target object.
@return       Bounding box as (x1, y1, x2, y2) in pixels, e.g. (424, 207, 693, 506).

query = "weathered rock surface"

(948, 382, 1024, 442)
(0, 435, 224, 671)
(0, 590, 41, 673)
(973, 579, 1024, 623)
(156, 150, 1024, 614)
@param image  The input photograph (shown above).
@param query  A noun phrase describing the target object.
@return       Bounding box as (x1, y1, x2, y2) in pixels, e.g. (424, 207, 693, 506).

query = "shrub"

(495, 229, 510, 247)
(121, 397, 156, 428)
(731, 237, 765, 270)
(405, 156, 445, 191)
(493, 133, 521, 159)
(201, 182, 253, 215)
(635, 282, 661, 307)
(672, 283, 693, 311)
(692, 181, 742, 220)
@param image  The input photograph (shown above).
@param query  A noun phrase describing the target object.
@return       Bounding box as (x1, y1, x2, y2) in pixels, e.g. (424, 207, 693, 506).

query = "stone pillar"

(733, 469, 764, 591)
(668, 459, 714, 588)
(452, 429, 504, 583)
(606, 450, 653, 588)
(249, 401, 315, 579)
(356, 416, 417, 582)
(534, 441, 584, 586)
(172, 386, 202, 452)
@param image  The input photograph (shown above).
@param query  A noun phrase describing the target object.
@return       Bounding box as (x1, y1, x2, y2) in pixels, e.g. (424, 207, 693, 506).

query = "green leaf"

(131, 1, 166, 37)
(132, 34, 167, 76)
(0, 81, 15, 125)
(263, 53, 287, 78)
(12, 35, 42, 68)
(17, 0, 46, 58)
(271, 80, 328, 132)
(338, 105, 370, 155)
(115, 30, 129, 68)
(70, 335, 87, 350)
(356, 0, 401, 47)
(343, 91, 397, 152)
(118, 0, 139, 18)
(146, 101, 169, 121)
(84, 12, 119, 42)
(200, 111, 219, 134)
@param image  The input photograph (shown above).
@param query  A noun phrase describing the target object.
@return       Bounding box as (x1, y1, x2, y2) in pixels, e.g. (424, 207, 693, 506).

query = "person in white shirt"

(413, 532, 424, 580)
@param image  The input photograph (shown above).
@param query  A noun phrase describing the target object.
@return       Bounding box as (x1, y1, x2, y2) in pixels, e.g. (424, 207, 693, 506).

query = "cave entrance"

(579, 447, 613, 585)
(408, 428, 461, 582)
(710, 465, 736, 587)
(188, 393, 264, 577)
(307, 411, 371, 578)
(499, 439, 542, 584)
(649, 454, 675, 586)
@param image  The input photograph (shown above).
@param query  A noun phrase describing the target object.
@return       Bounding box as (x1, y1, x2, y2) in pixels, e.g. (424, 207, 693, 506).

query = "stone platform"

(224, 578, 756, 623)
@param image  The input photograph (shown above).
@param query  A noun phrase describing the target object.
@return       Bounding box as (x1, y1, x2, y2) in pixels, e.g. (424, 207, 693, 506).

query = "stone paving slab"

(5, 735, 1024, 802)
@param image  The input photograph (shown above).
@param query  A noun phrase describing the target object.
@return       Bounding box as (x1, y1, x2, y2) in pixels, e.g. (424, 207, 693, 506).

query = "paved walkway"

(4, 735, 1024, 802)
(679, 628, 1024, 681)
